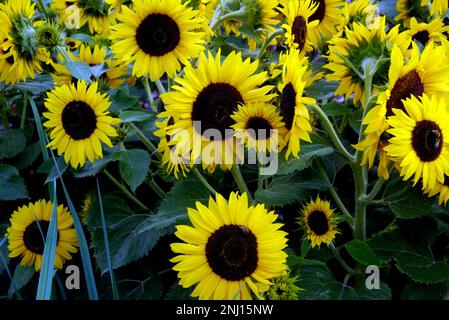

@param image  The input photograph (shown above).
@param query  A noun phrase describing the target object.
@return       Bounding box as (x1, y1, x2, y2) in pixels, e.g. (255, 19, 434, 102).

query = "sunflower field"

(0, 0, 448, 303)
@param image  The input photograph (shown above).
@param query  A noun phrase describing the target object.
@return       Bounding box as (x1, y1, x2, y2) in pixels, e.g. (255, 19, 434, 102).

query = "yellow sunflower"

(0, 0, 46, 84)
(171, 192, 288, 300)
(159, 50, 275, 172)
(80, 194, 93, 224)
(280, 0, 319, 55)
(422, 0, 449, 16)
(355, 43, 449, 179)
(424, 175, 449, 205)
(337, 0, 379, 33)
(109, 0, 204, 81)
(6, 200, 78, 272)
(77, 0, 114, 34)
(277, 49, 315, 159)
(299, 196, 339, 248)
(395, 0, 429, 26)
(154, 116, 190, 179)
(384, 94, 449, 190)
(325, 17, 406, 106)
(280, 0, 343, 45)
(405, 17, 447, 47)
(197, 0, 218, 41)
(43, 80, 120, 168)
(231, 102, 287, 153)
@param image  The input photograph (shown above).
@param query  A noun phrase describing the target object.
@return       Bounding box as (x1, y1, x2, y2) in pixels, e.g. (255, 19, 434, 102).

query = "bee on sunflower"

(159, 49, 275, 172)
(325, 16, 408, 106)
(43, 80, 121, 168)
(171, 192, 288, 300)
(6, 200, 78, 272)
(109, 0, 205, 81)
(299, 196, 339, 248)
(384, 94, 449, 190)
(354, 43, 449, 179)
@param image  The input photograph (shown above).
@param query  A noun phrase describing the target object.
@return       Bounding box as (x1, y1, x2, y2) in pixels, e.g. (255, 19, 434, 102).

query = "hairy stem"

(193, 168, 218, 195)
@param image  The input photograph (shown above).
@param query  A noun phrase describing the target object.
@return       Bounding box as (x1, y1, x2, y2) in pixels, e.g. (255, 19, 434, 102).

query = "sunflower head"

(80, 193, 94, 224)
(407, 17, 446, 47)
(6, 200, 79, 271)
(384, 94, 449, 190)
(171, 192, 288, 300)
(338, 0, 379, 33)
(395, 0, 430, 26)
(299, 196, 339, 248)
(266, 270, 302, 300)
(43, 80, 120, 168)
(36, 21, 65, 50)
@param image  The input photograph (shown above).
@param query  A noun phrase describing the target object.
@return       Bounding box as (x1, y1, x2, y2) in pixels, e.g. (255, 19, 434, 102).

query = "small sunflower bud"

(267, 271, 302, 300)
(37, 22, 65, 49)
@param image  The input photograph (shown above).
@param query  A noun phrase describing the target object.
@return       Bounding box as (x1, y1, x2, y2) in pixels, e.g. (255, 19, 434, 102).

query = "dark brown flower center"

(412, 30, 430, 46)
(309, 0, 326, 23)
(62, 100, 97, 140)
(23, 220, 52, 255)
(411, 120, 443, 162)
(292, 16, 307, 51)
(205, 224, 258, 281)
(307, 210, 329, 235)
(386, 70, 424, 118)
(246, 116, 273, 139)
(191, 83, 243, 136)
(280, 83, 296, 130)
(135, 14, 180, 57)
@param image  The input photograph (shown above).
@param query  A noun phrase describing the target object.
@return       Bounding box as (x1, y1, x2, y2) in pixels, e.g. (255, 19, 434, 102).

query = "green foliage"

(0, 129, 27, 159)
(344, 240, 381, 266)
(0, 164, 28, 200)
(115, 149, 151, 192)
(8, 265, 35, 298)
(110, 88, 140, 113)
(65, 61, 92, 82)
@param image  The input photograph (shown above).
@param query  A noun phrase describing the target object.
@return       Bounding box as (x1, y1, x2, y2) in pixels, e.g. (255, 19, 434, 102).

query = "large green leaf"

(0, 164, 28, 201)
(109, 87, 140, 113)
(344, 240, 381, 266)
(65, 61, 92, 82)
(387, 187, 436, 219)
(8, 265, 35, 297)
(115, 149, 151, 193)
(0, 129, 27, 159)
(7, 142, 41, 170)
(368, 228, 449, 283)
(12, 74, 54, 94)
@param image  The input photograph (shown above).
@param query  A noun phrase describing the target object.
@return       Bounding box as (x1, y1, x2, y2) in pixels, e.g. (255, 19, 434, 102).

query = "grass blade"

(0, 238, 22, 299)
(96, 178, 120, 300)
(36, 182, 58, 300)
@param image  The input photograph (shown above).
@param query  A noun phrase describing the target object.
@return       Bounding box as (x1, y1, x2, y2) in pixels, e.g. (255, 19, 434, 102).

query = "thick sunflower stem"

(256, 28, 284, 60)
(193, 168, 218, 195)
(155, 79, 167, 94)
(330, 242, 356, 275)
(230, 165, 254, 203)
(128, 122, 162, 161)
(309, 104, 355, 164)
(142, 77, 157, 112)
(363, 177, 385, 202)
(353, 63, 374, 240)
(103, 169, 149, 211)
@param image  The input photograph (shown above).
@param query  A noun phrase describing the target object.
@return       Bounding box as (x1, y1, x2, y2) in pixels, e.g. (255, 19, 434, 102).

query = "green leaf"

(12, 74, 54, 94)
(0, 129, 27, 159)
(304, 79, 338, 101)
(321, 102, 353, 116)
(255, 171, 327, 207)
(69, 33, 93, 43)
(110, 87, 140, 113)
(401, 283, 442, 300)
(119, 278, 162, 300)
(344, 240, 381, 266)
(353, 282, 392, 300)
(0, 164, 28, 201)
(8, 265, 35, 297)
(0, 237, 9, 274)
(38, 156, 69, 184)
(387, 187, 435, 219)
(116, 149, 151, 192)
(7, 142, 41, 170)
(65, 61, 92, 82)
(119, 111, 155, 123)
(368, 228, 449, 283)
(74, 154, 114, 178)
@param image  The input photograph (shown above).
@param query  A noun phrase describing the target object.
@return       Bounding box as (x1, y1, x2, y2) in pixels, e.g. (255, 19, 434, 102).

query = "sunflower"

(80, 194, 93, 224)
(395, 0, 429, 26)
(109, 0, 205, 81)
(384, 94, 449, 190)
(299, 196, 339, 248)
(159, 50, 275, 172)
(171, 192, 288, 300)
(280, 0, 319, 55)
(325, 17, 406, 106)
(423, 0, 449, 16)
(43, 80, 120, 168)
(277, 49, 315, 159)
(197, 0, 218, 41)
(354, 44, 449, 178)
(154, 116, 190, 179)
(404, 17, 447, 47)
(266, 271, 302, 300)
(0, 0, 46, 84)
(231, 102, 287, 153)
(337, 0, 379, 33)
(76, 0, 114, 34)
(280, 0, 343, 45)
(6, 200, 79, 272)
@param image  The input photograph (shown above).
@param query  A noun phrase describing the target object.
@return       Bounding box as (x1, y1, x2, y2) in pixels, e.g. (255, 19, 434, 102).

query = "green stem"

(353, 64, 374, 240)
(330, 243, 355, 275)
(309, 104, 355, 164)
(103, 169, 149, 211)
(364, 177, 385, 202)
(257, 28, 284, 60)
(230, 165, 253, 203)
(146, 177, 166, 198)
(193, 168, 218, 195)
(155, 79, 166, 94)
(316, 159, 354, 226)
(142, 77, 157, 112)
(211, 9, 247, 31)
(20, 92, 28, 129)
(128, 122, 162, 161)
(338, 114, 349, 135)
